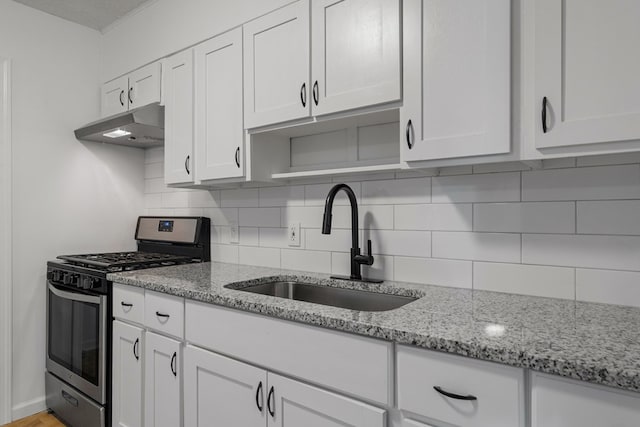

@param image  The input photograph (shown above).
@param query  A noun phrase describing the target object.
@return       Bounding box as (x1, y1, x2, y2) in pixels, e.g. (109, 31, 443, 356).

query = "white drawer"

(144, 290, 184, 339)
(185, 301, 393, 405)
(112, 283, 145, 324)
(397, 345, 525, 427)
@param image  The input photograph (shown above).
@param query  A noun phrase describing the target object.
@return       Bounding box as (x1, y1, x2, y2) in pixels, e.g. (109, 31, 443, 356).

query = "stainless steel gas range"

(45, 216, 210, 427)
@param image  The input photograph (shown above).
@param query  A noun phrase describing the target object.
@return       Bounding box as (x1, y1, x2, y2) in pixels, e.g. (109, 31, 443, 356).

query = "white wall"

(100, 0, 291, 81)
(0, 0, 145, 419)
(145, 148, 640, 307)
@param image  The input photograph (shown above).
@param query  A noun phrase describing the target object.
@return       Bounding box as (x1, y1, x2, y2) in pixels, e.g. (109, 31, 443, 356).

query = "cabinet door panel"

(243, 0, 310, 128)
(267, 373, 385, 427)
(535, 0, 640, 148)
(112, 321, 143, 427)
(311, 0, 400, 116)
(129, 62, 161, 110)
(531, 373, 640, 427)
(145, 332, 181, 427)
(195, 28, 245, 181)
(184, 345, 267, 427)
(401, 0, 510, 161)
(164, 50, 194, 185)
(101, 76, 128, 117)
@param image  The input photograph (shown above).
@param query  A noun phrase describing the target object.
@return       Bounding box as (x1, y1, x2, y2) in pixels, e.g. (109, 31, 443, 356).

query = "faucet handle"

(355, 240, 374, 266)
(367, 239, 373, 256)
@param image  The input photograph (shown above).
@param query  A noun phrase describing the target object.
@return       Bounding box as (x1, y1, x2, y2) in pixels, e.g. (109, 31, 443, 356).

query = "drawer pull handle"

(133, 338, 140, 360)
(170, 352, 177, 377)
(267, 386, 275, 417)
(156, 311, 170, 319)
(121, 302, 133, 308)
(255, 381, 264, 412)
(433, 386, 477, 401)
(61, 390, 79, 407)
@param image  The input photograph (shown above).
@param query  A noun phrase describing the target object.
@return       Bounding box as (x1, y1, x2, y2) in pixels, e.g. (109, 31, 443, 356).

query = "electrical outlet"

(229, 221, 239, 244)
(288, 222, 301, 247)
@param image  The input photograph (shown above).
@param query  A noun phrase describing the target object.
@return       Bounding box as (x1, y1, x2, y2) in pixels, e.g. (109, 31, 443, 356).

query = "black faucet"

(322, 183, 382, 283)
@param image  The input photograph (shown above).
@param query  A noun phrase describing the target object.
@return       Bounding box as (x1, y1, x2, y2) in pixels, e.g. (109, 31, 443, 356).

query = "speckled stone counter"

(108, 262, 640, 393)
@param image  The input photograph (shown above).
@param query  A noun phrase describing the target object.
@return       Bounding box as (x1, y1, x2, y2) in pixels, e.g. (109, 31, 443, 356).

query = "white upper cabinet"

(310, 0, 400, 116)
(401, 0, 511, 162)
(534, 0, 640, 149)
(195, 28, 245, 181)
(243, 0, 310, 129)
(163, 49, 194, 185)
(101, 62, 161, 118)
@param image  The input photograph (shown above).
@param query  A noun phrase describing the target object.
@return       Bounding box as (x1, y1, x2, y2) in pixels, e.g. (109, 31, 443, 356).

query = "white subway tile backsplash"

(281, 206, 324, 228)
(331, 252, 393, 281)
(188, 190, 219, 208)
(433, 232, 521, 263)
(369, 230, 431, 257)
(145, 178, 165, 194)
(522, 234, 640, 271)
(522, 165, 640, 201)
(211, 244, 239, 264)
(394, 257, 472, 288)
(305, 182, 361, 206)
(432, 172, 520, 203)
(576, 269, 640, 307)
(331, 204, 394, 230)
(239, 208, 281, 227)
(259, 185, 305, 207)
(239, 227, 259, 246)
(145, 147, 164, 164)
(474, 202, 575, 234)
(394, 204, 472, 231)
(161, 192, 190, 208)
(259, 227, 306, 249)
(203, 207, 237, 226)
(144, 193, 162, 209)
(577, 201, 640, 235)
(305, 228, 355, 252)
(473, 262, 575, 299)
(221, 188, 260, 208)
(239, 246, 280, 268)
(144, 162, 164, 179)
(362, 178, 431, 205)
(282, 250, 331, 274)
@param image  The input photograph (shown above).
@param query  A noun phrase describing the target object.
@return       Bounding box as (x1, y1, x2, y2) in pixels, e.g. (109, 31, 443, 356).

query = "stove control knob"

(64, 273, 78, 286)
(81, 277, 91, 289)
(91, 278, 102, 289)
(52, 271, 63, 282)
(62, 273, 71, 285)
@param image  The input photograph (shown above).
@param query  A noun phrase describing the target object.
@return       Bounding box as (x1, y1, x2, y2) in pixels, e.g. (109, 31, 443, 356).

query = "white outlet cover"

(288, 222, 301, 247)
(229, 221, 239, 244)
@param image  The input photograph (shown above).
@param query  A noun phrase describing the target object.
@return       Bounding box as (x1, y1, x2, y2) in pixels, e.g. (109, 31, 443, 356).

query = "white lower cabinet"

(268, 372, 386, 427)
(531, 373, 640, 427)
(402, 420, 435, 427)
(112, 321, 143, 427)
(144, 332, 182, 427)
(183, 345, 267, 427)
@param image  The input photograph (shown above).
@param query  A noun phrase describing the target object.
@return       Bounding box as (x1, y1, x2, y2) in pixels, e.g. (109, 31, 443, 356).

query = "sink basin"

(231, 281, 418, 312)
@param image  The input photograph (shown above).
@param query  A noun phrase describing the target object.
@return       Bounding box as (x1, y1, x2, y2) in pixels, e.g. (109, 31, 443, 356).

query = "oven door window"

(48, 289, 100, 386)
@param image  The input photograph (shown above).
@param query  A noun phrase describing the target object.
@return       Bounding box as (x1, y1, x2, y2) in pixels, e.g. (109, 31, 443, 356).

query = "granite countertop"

(108, 262, 640, 393)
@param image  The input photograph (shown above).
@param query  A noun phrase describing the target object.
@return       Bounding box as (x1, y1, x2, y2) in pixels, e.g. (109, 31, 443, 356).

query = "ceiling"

(13, 0, 151, 31)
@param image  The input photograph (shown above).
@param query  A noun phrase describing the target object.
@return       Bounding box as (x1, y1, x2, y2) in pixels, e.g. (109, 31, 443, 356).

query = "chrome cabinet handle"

(133, 338, 140, 360)
(170, 352, 177, 377)
(406, 119, 414, 149)
(267, 386, 275, 417)
(300, 83, 307, 107)
(312, 81, 319, 106)
(119, 90, 125, 106)
(542, 96, 548, 133)
(235, 147, 240, 168)
(434, 385, 477, 401)
(185, 155, 190, 175)
(128, 87, 134, 105)
(255, 381, 264, 412)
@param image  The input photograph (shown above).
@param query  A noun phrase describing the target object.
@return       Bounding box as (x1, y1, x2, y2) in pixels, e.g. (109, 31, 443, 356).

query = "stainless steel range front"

(45, 216, 210, 427)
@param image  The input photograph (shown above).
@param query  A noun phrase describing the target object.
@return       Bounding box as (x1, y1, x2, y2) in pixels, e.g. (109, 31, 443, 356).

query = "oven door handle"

(48, 282, 102, 305)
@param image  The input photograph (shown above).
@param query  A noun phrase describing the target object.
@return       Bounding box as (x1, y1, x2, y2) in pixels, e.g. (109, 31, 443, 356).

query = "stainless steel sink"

(231, 281, 418, 312)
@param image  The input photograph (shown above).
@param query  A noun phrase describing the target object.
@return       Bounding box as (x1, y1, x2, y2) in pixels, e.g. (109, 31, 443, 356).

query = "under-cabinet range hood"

(74, 103, 164, 148)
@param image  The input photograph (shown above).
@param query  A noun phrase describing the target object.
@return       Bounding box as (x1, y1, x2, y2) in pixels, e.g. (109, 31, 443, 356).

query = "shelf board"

(271, 163, 404, 180)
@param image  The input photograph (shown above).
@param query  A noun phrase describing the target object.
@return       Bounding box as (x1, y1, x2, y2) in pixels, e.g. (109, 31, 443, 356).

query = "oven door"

(46, 282, 107, 404)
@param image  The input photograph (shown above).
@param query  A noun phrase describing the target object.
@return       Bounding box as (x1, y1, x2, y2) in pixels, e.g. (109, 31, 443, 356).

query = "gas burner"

(57, 251, 193, 271)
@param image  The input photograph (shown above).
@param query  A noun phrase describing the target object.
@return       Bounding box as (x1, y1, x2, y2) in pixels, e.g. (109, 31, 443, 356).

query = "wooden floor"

(2, 412, 65, 427)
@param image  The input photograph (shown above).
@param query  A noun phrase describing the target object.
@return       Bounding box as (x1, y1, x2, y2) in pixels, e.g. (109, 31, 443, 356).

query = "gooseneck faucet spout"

(322, 184, 382, 283)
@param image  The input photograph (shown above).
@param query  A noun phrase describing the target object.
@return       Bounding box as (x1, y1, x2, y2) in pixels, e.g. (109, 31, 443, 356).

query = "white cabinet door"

(184, 345, 267, 427)
(128, 62, 162, 110)
(531, 373, 640, 427)
(163, 49, 194, 185)
(112, 321, 143, 427)
(243, 0, 310, 129)
(267, 373, 386, 427)
(144, 332, 181, 427)
(101, 76, 128, 117)
(401, 0, 510, 162)
(311, 0, 400, 116)
(534, 0, 640, 149)
(195, 28, 245, 181)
